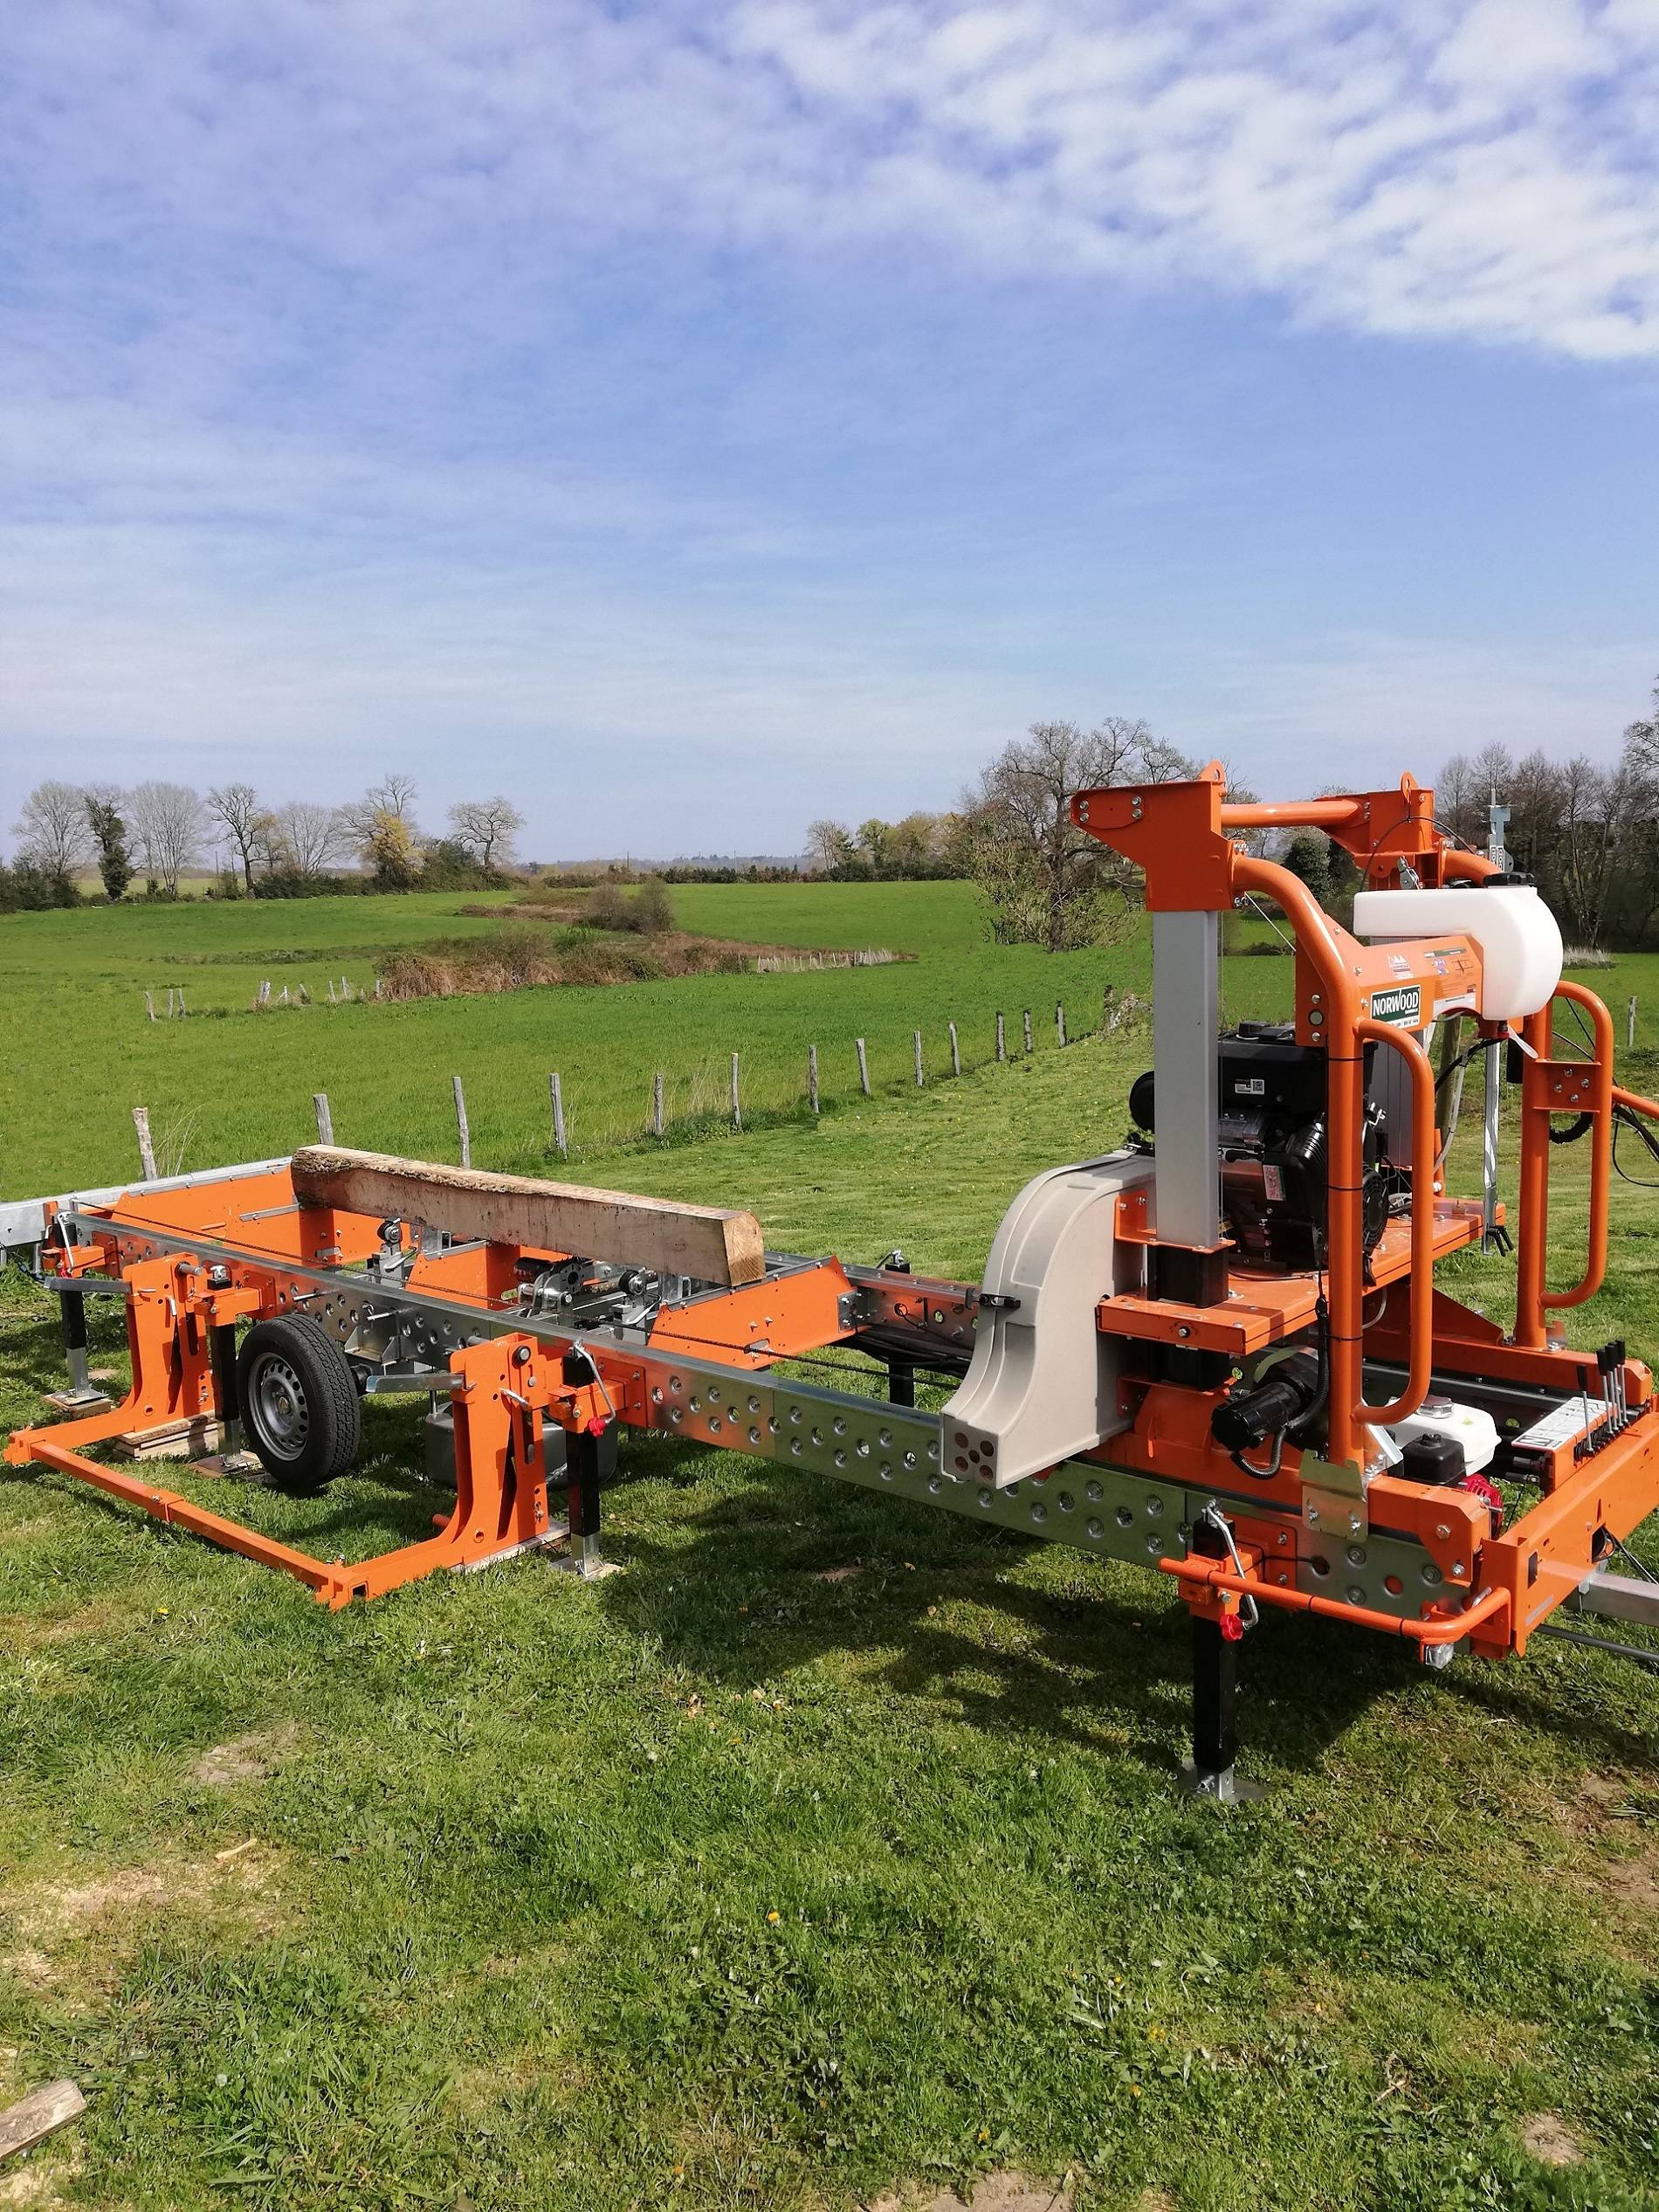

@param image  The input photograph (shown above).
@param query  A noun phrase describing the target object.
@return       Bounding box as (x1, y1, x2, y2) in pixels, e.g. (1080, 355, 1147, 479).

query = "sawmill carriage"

(7, 764, 1659, 1796)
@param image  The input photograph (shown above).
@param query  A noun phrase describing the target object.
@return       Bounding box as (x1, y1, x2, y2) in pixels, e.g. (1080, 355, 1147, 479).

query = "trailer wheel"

(237, 1315, 361, 1491)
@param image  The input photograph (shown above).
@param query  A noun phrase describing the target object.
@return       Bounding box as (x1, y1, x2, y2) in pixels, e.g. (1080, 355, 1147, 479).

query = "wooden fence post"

(652, 1071, 665, 1139)
(313, 1092, 334, 1145)
(995, 1010, 1006, 1062)
(1629, 995, 1637, 1051)
(856, 1037, 871, 1097)
(452, 1075, 471, 1168)
(913, 1030, 925, 1086)
(132, 1106, 158, 1182)
(144, 990, 155, 1023)
(549, 1072, 568, 1158)
(1022, 1009, 1033, 1055)
(731, 1052, 742, 1131)
(166, 987, 176, 1019)
(808, 1044, 820, 1114)
(1056, 1002, 1066, 1048)
(948, 1020, 960, 1077)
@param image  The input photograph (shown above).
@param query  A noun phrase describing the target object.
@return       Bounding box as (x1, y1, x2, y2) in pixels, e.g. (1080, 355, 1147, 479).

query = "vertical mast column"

(1149, 910, 1222, 1298)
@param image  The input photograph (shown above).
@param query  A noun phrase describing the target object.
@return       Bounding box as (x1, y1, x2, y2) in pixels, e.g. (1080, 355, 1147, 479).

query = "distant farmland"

(10, 878, 1647, 1199)
(2, 880, 1315, 1196)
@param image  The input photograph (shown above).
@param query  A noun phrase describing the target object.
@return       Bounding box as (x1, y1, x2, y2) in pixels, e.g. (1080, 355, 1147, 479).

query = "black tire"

(236, 1314, 361, 1492)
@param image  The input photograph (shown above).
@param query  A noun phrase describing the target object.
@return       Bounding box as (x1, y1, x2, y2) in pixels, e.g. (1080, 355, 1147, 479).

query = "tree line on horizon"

(1, 774, 527, 908)
(8, 674, 1655, 949)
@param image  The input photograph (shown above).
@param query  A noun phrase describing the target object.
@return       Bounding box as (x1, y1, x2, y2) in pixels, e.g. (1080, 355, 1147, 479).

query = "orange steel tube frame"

(3, 1259, 600, 1609)
(1229, 851, 1377, 1467)
(1160, 1549, 1511, 1646)
(1352, 1019, 1435, 1430)
(1511, 980, 1614, 1347)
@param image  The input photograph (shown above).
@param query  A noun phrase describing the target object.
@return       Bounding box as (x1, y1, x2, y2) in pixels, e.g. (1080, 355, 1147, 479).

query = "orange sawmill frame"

(4, 762, 1659, 1791)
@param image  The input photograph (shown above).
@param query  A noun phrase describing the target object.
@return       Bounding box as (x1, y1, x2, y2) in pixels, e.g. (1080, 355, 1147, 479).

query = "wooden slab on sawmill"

(290, 1146, 768, 1287)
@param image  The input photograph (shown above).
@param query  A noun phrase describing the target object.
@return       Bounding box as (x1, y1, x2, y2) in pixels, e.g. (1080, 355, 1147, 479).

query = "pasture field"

(3, 881, 1309, 1199)
(0, 978, 1657, 2208)
(7, 879, 1654, 1203)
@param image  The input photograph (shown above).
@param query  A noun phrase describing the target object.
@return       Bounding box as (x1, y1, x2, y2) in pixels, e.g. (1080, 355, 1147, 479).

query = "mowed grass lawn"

(1, 887, 1658, 2208)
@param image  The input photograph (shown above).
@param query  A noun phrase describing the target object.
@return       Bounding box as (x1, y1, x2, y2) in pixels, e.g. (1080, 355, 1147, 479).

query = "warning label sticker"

(1513, 1400, 1609, 1452)
(1369, 983, 1422, 1027)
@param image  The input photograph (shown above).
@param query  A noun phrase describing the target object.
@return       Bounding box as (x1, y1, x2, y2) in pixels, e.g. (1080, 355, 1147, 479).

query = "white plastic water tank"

(1352, 883, 1561, 1022)
(1387, 1395, 1499, 1477)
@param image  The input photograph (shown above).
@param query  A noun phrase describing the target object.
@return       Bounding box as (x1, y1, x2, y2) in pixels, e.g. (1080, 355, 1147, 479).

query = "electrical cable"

(1613, 1104, 1659, 1189)
(1230, 1430, 1286, 1483)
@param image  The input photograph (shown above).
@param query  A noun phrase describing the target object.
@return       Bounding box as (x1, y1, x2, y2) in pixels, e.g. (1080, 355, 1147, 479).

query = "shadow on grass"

(595, 1435, 1395, 1785)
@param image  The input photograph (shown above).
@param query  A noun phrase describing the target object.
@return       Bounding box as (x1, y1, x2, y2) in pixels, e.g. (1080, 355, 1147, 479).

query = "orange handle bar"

(1221, 797, 1364, 830)
(1353, 1019, 1436, 1428)
(1160, 1552, 1511, 1647)
(1540, 981, 1614, 1313)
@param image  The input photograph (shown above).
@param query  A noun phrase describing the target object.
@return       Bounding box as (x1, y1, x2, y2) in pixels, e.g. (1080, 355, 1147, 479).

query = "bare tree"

(805, 818, 856, 872)
(13, 782, 93, 879)
(1624, 673, 1659, 770)
(1504, 748, 1562, 884)
(341, 772, 419, 844)
(1553, 755, 1620, 948)
(272, 801, 351, 879)
(1136, 731, 1199, 784)
(961, 718, 1151, 951)
(1435, 753, 1483, 847)
(207, 782, 265, 891)
(446, 796, 525, 873)
(127, 782, 206, 894)
(1608, 726, 1659, 941)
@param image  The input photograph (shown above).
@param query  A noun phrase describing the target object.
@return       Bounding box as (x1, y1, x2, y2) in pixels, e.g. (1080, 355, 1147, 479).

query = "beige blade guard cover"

(942, 1151, 1154, 1489)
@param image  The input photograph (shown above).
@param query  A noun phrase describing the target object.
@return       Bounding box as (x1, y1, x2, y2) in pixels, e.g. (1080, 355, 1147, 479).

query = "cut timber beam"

(291, 1147, 767, 1287)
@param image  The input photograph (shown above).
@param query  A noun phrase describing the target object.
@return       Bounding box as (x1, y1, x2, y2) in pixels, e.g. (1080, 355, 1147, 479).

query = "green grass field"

(1, 882, 1322, 1198)
(1, 889, 1657, 2209)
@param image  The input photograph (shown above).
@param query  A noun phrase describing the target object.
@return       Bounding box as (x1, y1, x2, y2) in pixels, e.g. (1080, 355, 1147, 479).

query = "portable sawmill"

(7, 764, 1659, 1796)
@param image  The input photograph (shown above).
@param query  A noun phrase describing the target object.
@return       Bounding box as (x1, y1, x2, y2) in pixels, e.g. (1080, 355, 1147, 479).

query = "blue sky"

(2, 0, 1656, 858)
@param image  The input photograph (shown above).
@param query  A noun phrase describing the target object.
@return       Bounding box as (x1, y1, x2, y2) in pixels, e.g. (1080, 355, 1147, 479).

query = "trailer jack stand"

(43, 1287, 110, 1417)
(1178, 1610, 1263, 1803)
(557, 1421, 623, 1581)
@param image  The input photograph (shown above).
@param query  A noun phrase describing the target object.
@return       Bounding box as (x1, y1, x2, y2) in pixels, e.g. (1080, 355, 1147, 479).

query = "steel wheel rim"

(251, 1352, 309, 1461)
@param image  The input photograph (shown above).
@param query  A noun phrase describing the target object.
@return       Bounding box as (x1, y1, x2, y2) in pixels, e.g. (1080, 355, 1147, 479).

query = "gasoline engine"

(1129, 1021, 1394, 1272)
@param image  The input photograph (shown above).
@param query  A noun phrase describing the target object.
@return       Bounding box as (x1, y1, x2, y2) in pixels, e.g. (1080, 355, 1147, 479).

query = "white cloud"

(3, 2, 1657, 361)
(1, 1, 1655, 854)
